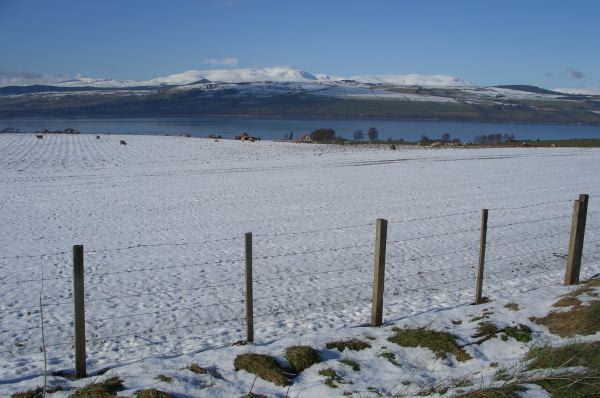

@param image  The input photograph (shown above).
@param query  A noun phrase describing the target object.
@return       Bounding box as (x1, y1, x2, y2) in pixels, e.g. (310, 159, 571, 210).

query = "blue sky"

(0, 0, 598, 88)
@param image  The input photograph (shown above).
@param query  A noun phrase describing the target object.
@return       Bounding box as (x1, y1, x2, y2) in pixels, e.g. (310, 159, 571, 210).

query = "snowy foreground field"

(1, 134, 600, 397)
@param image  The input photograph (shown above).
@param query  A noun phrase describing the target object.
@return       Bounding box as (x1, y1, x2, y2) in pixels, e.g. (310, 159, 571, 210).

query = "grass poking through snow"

(135, 389, 175, 398)
(284, 346, 321, 373)
(326, 339, 371, 352)
(233, 353, 290, 386)
(68, 376, 124, 398)
(339, 358, 360, 371)
(388, 327, 471, 361)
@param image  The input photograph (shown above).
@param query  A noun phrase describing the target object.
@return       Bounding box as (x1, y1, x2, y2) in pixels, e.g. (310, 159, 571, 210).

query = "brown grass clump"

(504, 303, 519, 311)
(318, 368, 343, 388)
(533, 300, 600, 337)
(11, 386, 63, 398)
(135, 389, 175, 398)
(533, 278, 600, 337)
(233, 353, 290, 386)
(388, 327, 471, 362)
(552, 296, 582, 308)
(325, 339, 371, 352)
(526, 341, 600, 370)
(188, 363, 207, 374)
(453, 384, 526, 397)
(68, 376, 124, 398)
(284, 346, 321, 373)
(155, 374, 172, 383)
(240, 393, 268, 398)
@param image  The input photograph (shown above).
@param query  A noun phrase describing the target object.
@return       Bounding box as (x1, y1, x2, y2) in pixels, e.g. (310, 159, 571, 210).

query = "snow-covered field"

(1, 134, 600, 397)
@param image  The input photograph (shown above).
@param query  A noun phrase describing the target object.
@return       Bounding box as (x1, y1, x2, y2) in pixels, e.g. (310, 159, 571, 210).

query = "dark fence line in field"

(0, 194, 598, 380)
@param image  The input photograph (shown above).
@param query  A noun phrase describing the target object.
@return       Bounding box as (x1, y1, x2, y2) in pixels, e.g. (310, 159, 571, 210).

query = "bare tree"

(367, 127, 378, 141)
(352, 129, 364, 141)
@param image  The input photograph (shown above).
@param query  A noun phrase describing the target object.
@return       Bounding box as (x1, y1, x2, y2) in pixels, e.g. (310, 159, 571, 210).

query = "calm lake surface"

(3, 117, 600, 141)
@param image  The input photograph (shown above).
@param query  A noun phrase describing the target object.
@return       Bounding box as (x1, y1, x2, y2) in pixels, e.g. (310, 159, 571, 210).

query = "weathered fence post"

(245, 232, 254, 343)
(73, 244, 86, 378)
(371, 219, 387, 327)
(565, 194, 589, 285)
(475, 209, 488, 304)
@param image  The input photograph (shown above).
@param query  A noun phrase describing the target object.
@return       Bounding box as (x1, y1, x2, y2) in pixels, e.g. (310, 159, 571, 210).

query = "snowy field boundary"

(2, 195, 600, 383)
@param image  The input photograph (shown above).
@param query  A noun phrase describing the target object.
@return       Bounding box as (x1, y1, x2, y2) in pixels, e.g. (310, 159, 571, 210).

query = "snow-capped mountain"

(553, 87, 600, 96)
(350, 73, 471, 87)
(0, 66, 472, 88)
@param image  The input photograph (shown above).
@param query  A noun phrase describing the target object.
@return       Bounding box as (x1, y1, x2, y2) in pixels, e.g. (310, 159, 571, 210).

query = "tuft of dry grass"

(188, 363, 207, 374)
(533, 300, 600, 337)
(533, 278, 600, 337)
(284, 346, 321, 373)
(453, 384, 526, 397)
(504, 303, 519, 311)
(234, 353, 290, 386)
(326, 339, 371, 352)
(526, 341, 600, 370)
(68, 376, 124, 398)
(388, 327, 471, 362)
(552, 296, 582, 308)
(135, 389, 175, 398)
(240, 393, 268, 398)
(318, 368, 343, 388)
(155, 374, 172, 383)
(339, 358, 360, 371)
(11, 386, 63, 398)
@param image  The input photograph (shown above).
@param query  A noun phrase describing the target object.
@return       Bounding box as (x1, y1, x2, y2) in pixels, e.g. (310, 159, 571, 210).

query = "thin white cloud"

(204, 57, 239, 67)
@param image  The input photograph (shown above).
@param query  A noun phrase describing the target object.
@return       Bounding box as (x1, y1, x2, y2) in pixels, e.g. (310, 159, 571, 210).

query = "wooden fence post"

(245, 232, 254, 343)
(565, 194, 589, 285)
(73, 244, 86, 378)
(371, 219, 387, 327)
(475, 209, 488, 304)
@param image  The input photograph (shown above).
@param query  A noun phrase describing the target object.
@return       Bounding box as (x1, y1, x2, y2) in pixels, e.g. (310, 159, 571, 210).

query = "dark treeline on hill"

(1, 85, 600, 126)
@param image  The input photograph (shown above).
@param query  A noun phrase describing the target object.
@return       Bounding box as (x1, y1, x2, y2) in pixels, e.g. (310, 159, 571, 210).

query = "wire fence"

(1, 193, 599, 382)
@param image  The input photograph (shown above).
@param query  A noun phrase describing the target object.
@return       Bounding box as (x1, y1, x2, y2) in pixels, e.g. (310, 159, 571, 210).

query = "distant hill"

(494, 85, 563, 95)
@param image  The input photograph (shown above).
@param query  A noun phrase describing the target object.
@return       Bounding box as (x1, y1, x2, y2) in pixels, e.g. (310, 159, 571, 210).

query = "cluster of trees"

(473, 134, 516, 145)
(310, 128, 336, 142)
(419, 133, 461, 145)
(309, 126, 385, 142)
(352, 127, 379, 141)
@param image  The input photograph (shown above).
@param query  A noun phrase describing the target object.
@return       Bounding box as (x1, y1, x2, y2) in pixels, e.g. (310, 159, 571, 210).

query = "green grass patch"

(388, 327, 471, 361)
(378, 350, 401, 367)
(11, 386, 63, 398)
(233, 353, 290, 386)
(284, 345, 321, 373)
(326, 339, 371, 352)
(318, 368, 341, 388)
(339, 358, 360, 371)
(502, 325, 532, 342)
(472, 322, 531, 343)
(135, 389, 175, 398)
(68, 376, 124, 398)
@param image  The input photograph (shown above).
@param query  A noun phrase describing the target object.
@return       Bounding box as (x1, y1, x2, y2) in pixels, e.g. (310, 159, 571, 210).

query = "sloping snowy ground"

(1, 134, 599, 396)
